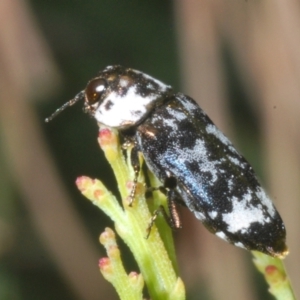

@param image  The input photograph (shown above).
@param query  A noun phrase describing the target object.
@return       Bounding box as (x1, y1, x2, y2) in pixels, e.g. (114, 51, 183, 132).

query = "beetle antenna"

(45, 91, 85, 122)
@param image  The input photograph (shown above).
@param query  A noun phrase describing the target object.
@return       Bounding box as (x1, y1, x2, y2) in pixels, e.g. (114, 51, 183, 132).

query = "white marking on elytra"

(162, 117, 179, 131)
(234, 242, 246, 249)
(194, 211, 205, 221)
(208, 211, 218, 219)
(166, 106, 186, 121)
(216, 231, 228, 241)
(179, 95, 199, 113)
(227, 178, 234, 191)
(255, 187, 276, 217)
(206, 124, 238, 154)
(206, 124, 230, 145)
(168, 139, 221, 185)
(222, 190, 271, 234)
(228, 156, 245, 168)
(94, 86, 157, 128)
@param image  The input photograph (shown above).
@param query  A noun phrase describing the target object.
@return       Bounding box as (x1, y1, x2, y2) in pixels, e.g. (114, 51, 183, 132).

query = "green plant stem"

(252, 251, 296, 300)
(77, 126, 185, 300)
(99, 227, 144, 300)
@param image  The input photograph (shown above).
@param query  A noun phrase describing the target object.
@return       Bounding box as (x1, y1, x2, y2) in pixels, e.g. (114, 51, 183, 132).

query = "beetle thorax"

(85, 66, 172, 130)
(94, 79, 160, 129)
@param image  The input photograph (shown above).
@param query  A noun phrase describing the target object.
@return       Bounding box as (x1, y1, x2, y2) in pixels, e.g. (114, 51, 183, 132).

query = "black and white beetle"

(46, 65, 288, 258)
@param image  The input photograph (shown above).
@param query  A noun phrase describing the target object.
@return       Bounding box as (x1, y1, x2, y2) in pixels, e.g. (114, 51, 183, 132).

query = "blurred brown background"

(0, 0, 299, 299)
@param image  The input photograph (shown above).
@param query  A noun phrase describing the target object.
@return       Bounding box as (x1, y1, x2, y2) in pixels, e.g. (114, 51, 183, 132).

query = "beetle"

(46, 65, 288, 258)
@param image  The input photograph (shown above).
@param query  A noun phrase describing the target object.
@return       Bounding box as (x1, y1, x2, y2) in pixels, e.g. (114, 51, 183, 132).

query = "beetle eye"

(85, 78, 107, 105)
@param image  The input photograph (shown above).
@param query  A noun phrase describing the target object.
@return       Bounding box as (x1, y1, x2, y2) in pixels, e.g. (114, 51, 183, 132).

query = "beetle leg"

(146, 183, 182, 238)
(167, 189, 182, 229)
(128, 145, 140, 206)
